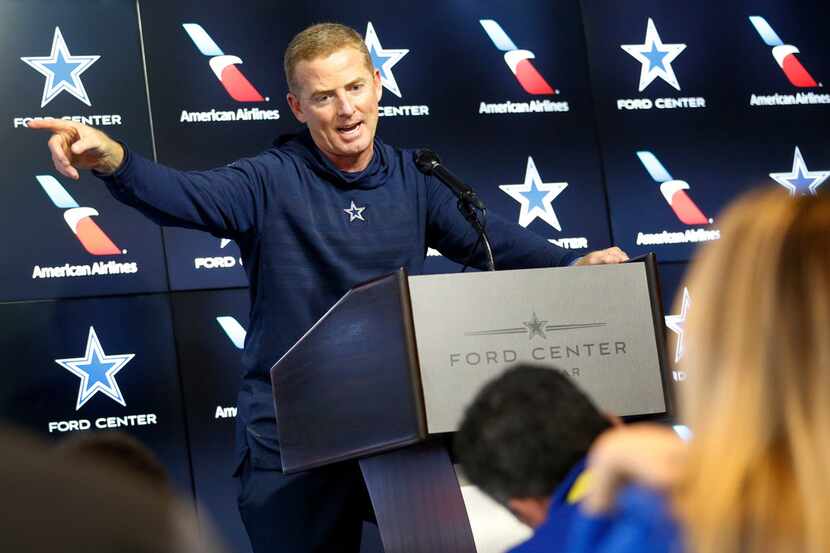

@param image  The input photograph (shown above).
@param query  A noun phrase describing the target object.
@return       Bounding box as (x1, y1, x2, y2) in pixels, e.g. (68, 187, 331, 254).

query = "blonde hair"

(676, 187, 830, 553)
(283, 23, 373, 93)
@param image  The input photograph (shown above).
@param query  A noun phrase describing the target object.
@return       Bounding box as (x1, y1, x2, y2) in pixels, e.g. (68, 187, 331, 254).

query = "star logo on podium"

(524, 312, 548, 340)
(21, 27, 100, 108)
(465, 316, 606, 339)
(499, 157, 568, 231)
(769, 146, 829, 196)
(621, 18, 686, 92)
(665, 287, 691, 363)
(55, 327, 134, 410)
(344, 200, 366, 222)
(364, 22, 409, 98)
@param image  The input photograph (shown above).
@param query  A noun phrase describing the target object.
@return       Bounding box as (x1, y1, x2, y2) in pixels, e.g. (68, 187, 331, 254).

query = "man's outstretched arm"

(27, 120, 278, 237)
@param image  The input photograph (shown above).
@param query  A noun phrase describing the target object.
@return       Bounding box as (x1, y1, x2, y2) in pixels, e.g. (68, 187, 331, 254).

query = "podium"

(271, 257, 671, 552)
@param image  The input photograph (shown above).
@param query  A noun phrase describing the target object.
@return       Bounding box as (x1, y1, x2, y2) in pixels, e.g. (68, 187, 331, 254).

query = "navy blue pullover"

(100, 130, 577, 471)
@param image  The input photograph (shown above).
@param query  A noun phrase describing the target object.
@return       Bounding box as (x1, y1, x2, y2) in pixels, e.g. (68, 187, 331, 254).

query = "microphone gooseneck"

(415, 149, 486, 211)
(414, 148, 494, 271)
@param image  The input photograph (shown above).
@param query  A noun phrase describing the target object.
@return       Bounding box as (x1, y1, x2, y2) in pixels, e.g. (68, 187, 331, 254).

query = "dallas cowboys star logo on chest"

(344, 200, 366, 222)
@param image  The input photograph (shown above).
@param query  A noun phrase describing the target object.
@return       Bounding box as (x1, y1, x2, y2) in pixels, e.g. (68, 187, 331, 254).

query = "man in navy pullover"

(31, 22, 628, 553)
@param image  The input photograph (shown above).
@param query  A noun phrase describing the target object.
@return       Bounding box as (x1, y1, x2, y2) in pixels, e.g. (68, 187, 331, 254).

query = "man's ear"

(373, 68, 383, 103)
(286, 92, 306, 123)
(506, 497, 550, 529)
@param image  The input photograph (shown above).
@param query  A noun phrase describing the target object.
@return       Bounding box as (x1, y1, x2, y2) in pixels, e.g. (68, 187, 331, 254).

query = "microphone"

(415, 149, 486, 210)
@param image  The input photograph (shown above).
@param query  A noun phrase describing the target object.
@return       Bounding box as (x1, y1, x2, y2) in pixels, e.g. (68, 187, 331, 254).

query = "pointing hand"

(27, 119, 124, 180)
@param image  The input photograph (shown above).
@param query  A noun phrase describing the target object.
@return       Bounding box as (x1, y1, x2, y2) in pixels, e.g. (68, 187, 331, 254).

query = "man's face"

(286, 47, 382, 172)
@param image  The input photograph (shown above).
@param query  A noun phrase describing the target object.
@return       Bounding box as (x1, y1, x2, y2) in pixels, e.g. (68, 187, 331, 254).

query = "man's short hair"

(284, 23, 373, 94)
(455, 364, 611, 503)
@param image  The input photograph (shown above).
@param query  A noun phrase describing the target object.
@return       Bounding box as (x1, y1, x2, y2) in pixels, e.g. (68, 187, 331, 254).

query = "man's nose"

(335, 91, 355, 116)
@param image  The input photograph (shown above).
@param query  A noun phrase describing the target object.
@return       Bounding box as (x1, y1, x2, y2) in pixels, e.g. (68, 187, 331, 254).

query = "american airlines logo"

(480, 19, 556, 95)
(37, 175, 122, 255)
(749, 16, 818, 88)
(178, 23, 280, 124)
(214, 316, 245, 419)
(636, 152, 709, 226)
(216, 316, 246, 350)
(633, 152, 720, 248)
(747, 16, 830, 108)
(477, 19, 569, 116)
(31, 175, 138, 281)
(182, 23, 265, 102)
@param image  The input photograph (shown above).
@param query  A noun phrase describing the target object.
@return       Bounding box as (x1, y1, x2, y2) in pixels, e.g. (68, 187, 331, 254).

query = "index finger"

(25, 118, 79, 133)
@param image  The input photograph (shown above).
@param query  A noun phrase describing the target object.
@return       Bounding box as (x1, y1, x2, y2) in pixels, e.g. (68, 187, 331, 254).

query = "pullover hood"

(276, 128, 392, 191)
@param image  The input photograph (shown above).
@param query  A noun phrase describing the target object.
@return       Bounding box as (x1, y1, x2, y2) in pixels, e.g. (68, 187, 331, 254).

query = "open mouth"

(337, 121, 363, 137)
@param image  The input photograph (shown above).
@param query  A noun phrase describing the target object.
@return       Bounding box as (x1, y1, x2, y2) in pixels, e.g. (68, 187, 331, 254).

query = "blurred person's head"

(0, 424, 178, 553)
(455, 364, 613, 527)
(676, 187, 830, 553)
(55, 431, 170, 496)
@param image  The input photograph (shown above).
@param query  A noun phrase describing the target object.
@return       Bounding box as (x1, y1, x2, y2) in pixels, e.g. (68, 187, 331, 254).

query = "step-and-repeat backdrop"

(1, 0, 828, 550)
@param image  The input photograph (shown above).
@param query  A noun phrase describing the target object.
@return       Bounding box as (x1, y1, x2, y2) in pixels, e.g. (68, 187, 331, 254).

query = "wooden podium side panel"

(272, 271, 426, 472)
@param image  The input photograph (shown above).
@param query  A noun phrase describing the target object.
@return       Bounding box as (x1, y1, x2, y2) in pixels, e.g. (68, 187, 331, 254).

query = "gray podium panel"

(408, 264, 666, 434)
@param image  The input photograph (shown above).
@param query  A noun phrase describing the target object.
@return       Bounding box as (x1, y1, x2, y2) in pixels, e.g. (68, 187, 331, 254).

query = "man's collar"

(550, 457, 591, 510)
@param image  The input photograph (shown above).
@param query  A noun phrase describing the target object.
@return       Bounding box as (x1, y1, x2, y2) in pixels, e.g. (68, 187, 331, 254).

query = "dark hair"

(55, 431, 170, 495)
(455, 364, 611, 503)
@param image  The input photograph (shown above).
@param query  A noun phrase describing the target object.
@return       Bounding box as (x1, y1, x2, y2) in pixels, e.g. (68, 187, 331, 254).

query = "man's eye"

(350, 83, 364, 91)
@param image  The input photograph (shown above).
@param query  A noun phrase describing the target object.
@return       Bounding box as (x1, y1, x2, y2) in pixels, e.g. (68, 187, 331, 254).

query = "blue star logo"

(21, 27, 100, 108)
(55, 327, 135, 411)
(769, 146, 829, 196)
(364, 22, 409, 98)
(499, 157, 568, 230)
(665, 287, 691, 363)
(643, 43, 669, 71)
(621, 18, 686, 92)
